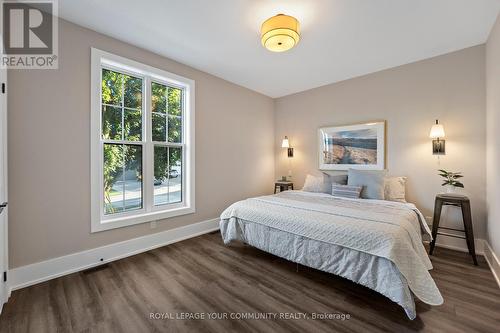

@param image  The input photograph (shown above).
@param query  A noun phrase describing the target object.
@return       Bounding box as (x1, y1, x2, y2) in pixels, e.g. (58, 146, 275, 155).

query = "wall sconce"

(429, 119, 445, 155)
(281, 136, 294, 157)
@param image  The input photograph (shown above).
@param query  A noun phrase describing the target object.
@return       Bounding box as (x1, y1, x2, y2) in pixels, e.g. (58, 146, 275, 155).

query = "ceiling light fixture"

(261, 14, 300, 52)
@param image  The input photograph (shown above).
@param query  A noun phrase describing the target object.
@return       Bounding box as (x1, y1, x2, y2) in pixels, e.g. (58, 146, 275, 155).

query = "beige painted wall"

(275, 46, 487, 240)
(486, 14, 500, 255)
(7, 19, 275, 268)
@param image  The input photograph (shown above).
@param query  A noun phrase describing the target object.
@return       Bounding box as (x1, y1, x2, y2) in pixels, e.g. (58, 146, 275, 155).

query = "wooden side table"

(429, 194, 478, 265)
(274, 181, 293, 194)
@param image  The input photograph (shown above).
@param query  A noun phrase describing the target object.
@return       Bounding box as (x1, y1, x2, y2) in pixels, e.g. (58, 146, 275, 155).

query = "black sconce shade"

(432, 139, 445, 155)
(288, 148, 294, 158)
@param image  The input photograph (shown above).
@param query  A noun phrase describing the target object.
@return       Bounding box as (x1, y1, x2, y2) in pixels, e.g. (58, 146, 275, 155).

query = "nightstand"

(429, 193, 478, 265)
(274, 181, 293, 194)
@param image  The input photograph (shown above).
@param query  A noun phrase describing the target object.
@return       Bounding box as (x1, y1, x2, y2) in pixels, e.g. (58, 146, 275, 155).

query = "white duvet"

(219, 191, 443, 319)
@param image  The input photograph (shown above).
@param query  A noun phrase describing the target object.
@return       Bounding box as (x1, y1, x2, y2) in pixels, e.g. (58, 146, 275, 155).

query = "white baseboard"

(424, 237, 484, 255)
(483, 241, 500, 288)
(8, 218, 219, 292)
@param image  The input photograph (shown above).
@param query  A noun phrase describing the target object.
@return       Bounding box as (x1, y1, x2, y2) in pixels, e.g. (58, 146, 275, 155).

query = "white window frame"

(91, 48, 195, 233)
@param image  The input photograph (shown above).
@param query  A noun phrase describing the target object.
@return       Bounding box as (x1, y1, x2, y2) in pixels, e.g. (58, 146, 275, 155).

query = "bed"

(219, 190, 443, 319)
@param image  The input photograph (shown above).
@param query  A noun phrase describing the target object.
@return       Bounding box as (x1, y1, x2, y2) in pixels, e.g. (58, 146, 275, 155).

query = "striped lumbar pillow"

(332, 184, 362, 199)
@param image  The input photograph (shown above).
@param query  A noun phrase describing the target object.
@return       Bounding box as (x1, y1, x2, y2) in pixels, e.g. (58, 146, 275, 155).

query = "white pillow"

(302, 174, 331, 193)
(384, 176, 407, 203)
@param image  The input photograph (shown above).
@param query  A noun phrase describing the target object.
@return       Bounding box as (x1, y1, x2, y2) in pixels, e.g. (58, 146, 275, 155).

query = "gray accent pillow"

(347, 169, 387, 199)
(326, 173, 348, 185)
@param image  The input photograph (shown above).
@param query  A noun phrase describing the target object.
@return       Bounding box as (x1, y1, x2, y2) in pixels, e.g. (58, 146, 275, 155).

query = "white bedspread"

(219, 191, 443, 319)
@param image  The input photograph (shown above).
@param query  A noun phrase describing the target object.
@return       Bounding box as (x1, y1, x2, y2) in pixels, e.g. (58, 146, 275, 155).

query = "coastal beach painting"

(318, 122, 385, 170)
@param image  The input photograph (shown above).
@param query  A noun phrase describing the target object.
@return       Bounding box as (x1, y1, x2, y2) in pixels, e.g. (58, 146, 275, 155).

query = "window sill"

(91, 206, 195, 233)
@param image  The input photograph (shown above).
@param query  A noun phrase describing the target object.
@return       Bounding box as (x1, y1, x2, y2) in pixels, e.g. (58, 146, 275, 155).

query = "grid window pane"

(124, 108, 142, 141)
(151, 82, 183, 143)
(104, 144, 143, 215)
(101, 69, 143, 141)
(168, 147, 182, 203)
(102, 105, 122, 140)
(167, 86, 182, 116)
(168, 115, 182, 143)
(154, 146, 182, 206)
(124, 76, 142, 109)
(152, 113, 167, 142)
(151, 82, 166, 114)
(124, 145, 143, 211)
(102, 69, 124, 106)
(104, 144, 124, 214)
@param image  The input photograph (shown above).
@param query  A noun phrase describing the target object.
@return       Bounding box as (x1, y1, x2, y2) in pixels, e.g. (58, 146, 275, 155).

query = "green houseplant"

(438, 169, 464, 193)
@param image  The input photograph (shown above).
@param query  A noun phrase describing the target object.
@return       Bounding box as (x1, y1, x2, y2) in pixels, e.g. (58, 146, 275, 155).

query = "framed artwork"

(318, 121, 385, 170)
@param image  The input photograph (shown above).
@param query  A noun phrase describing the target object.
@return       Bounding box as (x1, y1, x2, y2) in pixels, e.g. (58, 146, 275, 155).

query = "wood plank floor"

(1, 232, 499, 332)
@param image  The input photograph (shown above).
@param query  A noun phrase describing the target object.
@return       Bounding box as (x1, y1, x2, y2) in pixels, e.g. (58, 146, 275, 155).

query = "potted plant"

(438, 169, 464, 193)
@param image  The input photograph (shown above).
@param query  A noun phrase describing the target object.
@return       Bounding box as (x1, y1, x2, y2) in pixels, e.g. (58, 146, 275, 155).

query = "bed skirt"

(220, 217, 419, 319)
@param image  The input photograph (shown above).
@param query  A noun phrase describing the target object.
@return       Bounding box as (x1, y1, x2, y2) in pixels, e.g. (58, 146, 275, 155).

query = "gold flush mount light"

(261, 14, 300, 52)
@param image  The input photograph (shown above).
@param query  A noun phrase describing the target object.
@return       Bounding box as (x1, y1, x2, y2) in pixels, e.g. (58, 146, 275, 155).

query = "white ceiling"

(57, 0, 500, 98)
